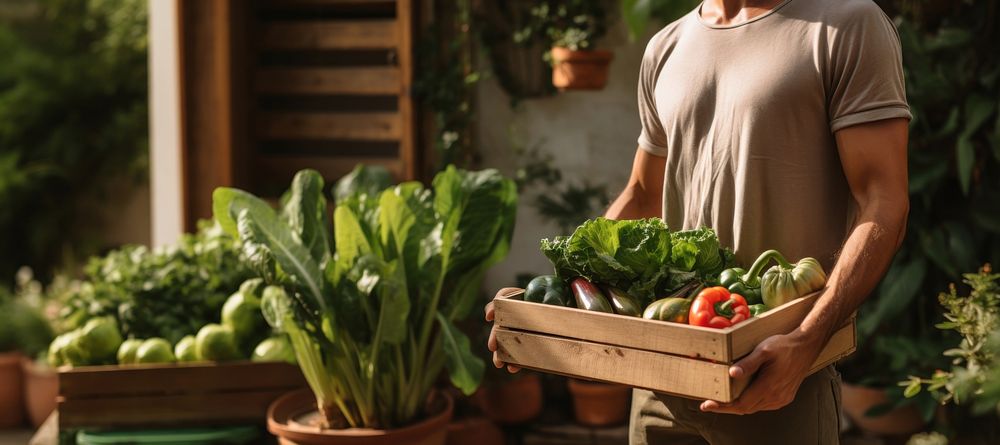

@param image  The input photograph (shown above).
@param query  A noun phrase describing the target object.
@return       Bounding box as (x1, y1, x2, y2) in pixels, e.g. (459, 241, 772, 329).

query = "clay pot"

(841, 382, 925, 436)
(446, 417, 504, 445)
(0, 351, 25, 428)
(474, 373, 543, 424)
(567, 379, 630, 427)
(550, 46, 614, 90)
(267, 389, 453, 445)
(21, 358, 58, 428)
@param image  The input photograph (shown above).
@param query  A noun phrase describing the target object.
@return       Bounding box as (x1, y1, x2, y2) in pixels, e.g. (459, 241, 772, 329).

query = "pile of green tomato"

(47, 279, 295, 367)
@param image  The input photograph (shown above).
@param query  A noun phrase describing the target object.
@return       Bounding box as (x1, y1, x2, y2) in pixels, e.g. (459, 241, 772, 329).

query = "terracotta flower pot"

(550, 46, 613, 91)
(21, 358, 58, 428)
(0, 351, 25, 428)
(474, 373, 543, 424)
(567, 379, 630, 427)
(267, 389, 453, 445)
(841, 382, 925, 436)
(446, 417, 504, 445)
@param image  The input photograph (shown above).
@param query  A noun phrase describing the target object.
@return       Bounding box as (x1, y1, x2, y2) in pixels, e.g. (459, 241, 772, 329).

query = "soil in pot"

(22, 357, 58, 428)
(0, 351, 25, 428)
(446, 417, 504, 445)
(550, 46, 614, 90)
(841, 382, 925, 436)
(567, 379, 630, 427)
(268, 389, 453, 445)
(474, 372, 543, 424)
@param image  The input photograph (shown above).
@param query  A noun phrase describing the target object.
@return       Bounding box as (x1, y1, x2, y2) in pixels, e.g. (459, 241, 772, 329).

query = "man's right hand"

(485, 287, 521, 373)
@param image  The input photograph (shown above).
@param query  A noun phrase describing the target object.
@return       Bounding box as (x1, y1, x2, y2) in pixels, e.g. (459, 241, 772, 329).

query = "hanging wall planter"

(267, 389, 454, 445)
(550, 46, 614, 90)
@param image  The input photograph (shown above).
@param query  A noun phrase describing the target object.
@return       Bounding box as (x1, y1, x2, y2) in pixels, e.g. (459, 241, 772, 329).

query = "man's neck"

(700, 0, 787, 26)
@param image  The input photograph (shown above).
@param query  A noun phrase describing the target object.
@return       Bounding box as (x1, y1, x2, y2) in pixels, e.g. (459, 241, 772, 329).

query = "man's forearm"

(605, 183, 661, 220)
(793, 199, 908, 349)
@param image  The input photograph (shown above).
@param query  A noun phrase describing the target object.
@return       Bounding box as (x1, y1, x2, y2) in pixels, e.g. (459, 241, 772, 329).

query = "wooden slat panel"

(261, 0, 397, 6)
(59, 361, 305, 398)
(258, 112, 401, 141)
(59, 390, 289, 428)
(254, 154, 402, 182)
(261, 20, 397, 50)
(396, 0, 416, 179)
(256, 67, 400, 95)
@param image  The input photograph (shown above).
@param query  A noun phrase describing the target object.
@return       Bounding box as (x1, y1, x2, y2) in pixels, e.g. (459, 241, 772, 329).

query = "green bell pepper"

(748, 304, 767, 317)
(524, 275, 572, 307)
(757, 250, 828, 309)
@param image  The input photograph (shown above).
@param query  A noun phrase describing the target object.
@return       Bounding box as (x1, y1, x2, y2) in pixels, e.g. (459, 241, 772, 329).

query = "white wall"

(479, 24, 652, 292)
(148, 0, 185, 248)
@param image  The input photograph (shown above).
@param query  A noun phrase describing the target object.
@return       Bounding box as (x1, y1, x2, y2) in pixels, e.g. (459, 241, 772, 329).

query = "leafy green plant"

(513, 146, 609, 234)
(0, 0, 148, 283)
(620, 0, 699, 40)
(213, 167, 517, 429)
(56, 221, 254, 345)
(903, 266, 1000, 415)
(515, 0, 611, 51)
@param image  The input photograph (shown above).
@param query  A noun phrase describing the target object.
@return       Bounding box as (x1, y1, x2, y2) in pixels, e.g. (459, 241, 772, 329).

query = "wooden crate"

(58, 361, 306, 429)
(495, 289, 856, 403)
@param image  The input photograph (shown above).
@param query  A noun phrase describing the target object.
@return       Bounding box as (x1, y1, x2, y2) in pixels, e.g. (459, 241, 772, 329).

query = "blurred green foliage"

(0, 0, 148, 284)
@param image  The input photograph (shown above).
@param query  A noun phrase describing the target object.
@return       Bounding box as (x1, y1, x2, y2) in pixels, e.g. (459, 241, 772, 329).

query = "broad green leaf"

(334, 205, 373, 273)
(961, 94, 995, 138)
(375, 259, 409, 345)
(213, 187, 275, 237)
(621, 0, 651, 41)
(282, 170, 331, 266)
(379, 189, 417, 262)
(858, 255, 927, 339)
(436, 313, 484, 395)
(956, 137, 974, 195)
(903, 380, 922, 398)
(333, 164, 392, 204)
(236, 207, 327, 312)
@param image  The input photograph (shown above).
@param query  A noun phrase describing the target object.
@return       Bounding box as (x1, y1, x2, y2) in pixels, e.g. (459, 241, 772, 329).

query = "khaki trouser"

(629, 366, 842, 445)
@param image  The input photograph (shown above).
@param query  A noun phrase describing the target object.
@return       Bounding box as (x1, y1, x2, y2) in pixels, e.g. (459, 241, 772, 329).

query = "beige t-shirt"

(638, 0, 911, 269)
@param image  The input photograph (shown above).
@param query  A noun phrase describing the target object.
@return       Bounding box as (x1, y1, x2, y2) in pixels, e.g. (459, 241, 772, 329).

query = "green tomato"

(221, 291, 264, 343)
(136, 338, 175, 364)
(117, 339, 143, 365)
(76, 317, 123, 362)
(195, 324, 241, 361)
(251, 336, 296, 364)
(174, 335, 199, 362)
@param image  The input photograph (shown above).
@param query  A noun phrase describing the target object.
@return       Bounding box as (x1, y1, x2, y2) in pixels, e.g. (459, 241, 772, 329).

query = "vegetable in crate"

(116, 339, 142, 364)
(718, 266, 763, 305)
(748, 304, 767, 317)
(222, 278, 267, 352)
(174, 335, 198, 362)
(541, 218, 730, 305)
(136, 338, 175, 364)
(604, 286, 641, 317)
(688, 287, 750, 328)
(570, 278, 613, 313)
(755, 250, 827, 308)
(195, 324, 241, 361)
(252, 336, 296, 364)
(642, 297, 691, 323)
(524, 275, 572, 307)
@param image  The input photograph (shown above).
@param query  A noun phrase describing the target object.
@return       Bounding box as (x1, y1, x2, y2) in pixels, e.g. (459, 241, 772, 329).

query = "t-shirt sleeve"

(637, 37, 669, 156)
(826, 4, 912, 133)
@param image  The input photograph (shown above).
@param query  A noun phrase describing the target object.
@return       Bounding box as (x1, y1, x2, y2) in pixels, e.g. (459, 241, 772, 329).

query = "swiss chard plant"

(213, 166, 517, 429)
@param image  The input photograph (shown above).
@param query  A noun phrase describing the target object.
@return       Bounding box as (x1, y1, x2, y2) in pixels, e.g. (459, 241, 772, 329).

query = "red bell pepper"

(688, 286, 750, 328)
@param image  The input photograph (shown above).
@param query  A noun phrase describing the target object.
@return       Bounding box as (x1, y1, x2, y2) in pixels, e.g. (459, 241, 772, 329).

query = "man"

(487, 0, 910, 443)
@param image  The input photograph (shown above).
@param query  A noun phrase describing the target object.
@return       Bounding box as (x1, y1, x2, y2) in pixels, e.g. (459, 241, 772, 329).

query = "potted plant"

(566, 379, 630, 427)
(444, 387, 505, 445)
(0, 275, 55, 428)
(214, 166, 517, 445)
(517, 0, 613, 90)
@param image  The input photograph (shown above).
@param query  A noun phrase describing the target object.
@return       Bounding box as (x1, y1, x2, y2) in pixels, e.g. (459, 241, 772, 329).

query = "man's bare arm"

(703, 117, 909, 414)
(797, 118, 909, 349)
(605, 148, 666, 220)
(485, 147, 666, 373)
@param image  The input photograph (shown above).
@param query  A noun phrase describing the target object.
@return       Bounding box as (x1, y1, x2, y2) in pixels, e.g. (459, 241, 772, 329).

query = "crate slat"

(257, 112, 401, 141)
(496, 327, 734, 401)
(256, 67, 400, 95)
(495, 291, 729, 361)
(59, 390, 291, 428)
(59, 361, 305, 398)
(497, 319, 856, 402)
(261, 20, 397, 50)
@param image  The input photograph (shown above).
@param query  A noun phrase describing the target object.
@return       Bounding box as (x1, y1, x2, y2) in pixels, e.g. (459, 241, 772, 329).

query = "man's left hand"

(699, 331, 824, 415)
